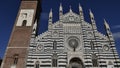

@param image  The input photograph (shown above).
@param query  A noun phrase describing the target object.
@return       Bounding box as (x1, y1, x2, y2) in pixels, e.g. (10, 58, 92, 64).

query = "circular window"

(37, 44, 43, 51)
(68, 36, 79, 49)
(53, 31, 58, 36)
(69, 17, 75, 21)
(103, 45, 109, 51)
(88, 32, 92, 37)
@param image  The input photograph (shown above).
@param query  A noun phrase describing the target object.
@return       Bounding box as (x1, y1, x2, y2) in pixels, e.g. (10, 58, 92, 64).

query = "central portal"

(69, 58, 84, 68)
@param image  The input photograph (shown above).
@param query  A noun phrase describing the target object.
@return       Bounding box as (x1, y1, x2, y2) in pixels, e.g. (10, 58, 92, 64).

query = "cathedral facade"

(1, 0, 120, 68)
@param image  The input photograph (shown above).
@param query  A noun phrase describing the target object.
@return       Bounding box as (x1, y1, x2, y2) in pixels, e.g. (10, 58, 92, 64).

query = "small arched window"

(35, 61, 40, 68)
(53, 41, 57, 50)
(90, 41, 95, 50)
(22, 20, 27, 26)
(52, 53, 57, 67)
(13, 54, 19, 65)
(92, 54, 98, 67)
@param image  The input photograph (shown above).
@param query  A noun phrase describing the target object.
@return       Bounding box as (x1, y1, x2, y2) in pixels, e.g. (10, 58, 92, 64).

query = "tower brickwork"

(1, 0, 40, 68)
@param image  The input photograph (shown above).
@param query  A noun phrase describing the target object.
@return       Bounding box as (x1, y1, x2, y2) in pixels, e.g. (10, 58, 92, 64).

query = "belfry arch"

(69, 57, 84, 68)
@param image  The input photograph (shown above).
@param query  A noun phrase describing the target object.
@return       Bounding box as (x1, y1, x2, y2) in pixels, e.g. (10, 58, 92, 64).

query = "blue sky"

(0, 0, 120, 58)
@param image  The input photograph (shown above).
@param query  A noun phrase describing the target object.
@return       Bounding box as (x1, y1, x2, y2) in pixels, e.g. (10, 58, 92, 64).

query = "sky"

(0, 0, 120, 58)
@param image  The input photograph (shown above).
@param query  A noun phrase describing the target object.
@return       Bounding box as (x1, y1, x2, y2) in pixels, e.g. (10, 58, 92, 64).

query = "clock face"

(37, 44, 43, 51)
(68, 36, 79, 49)
(103, 45, 109, 51)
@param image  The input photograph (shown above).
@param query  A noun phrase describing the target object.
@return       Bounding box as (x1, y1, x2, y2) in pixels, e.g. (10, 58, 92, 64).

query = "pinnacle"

(70, 5, 73, 12)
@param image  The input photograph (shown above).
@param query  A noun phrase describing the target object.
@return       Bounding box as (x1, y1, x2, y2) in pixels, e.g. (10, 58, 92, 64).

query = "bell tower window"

(16, 9, 34, 26)
(22, 20, 27, 26)
(13, 54, 19, 65)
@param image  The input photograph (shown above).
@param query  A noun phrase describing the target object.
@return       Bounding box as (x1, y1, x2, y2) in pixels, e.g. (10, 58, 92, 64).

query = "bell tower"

(1, 0, 41, 68)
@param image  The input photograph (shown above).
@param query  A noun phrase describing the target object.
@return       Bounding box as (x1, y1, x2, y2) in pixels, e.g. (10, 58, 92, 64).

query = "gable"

(63, 12, 80, 23)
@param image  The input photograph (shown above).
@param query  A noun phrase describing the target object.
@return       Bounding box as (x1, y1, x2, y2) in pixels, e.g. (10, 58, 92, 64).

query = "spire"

(48, 9, 53, 30)
(33, 20, 37, 30)
(79, 3, 84, 21)
(32, 19, 37, 36)
(70, 5, 72, 12)
(79, 3, 83, 11)
(59, 3, 63, 25)
(49, 8, 53, 24)
(104, 19, 114, 42)
(60, 3, 63, 11)
(89, 9, 95, 23)
(89, 9, 97, 30)
(31, 19, 38, 37)
(59, 3, 63, 19)
(104, 19, 110, 29)
(49, 9, 52, 18)
(89, 9, 94, 19)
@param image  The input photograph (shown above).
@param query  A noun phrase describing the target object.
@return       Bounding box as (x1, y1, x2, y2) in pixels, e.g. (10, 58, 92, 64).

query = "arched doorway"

(69, 57, 84, 68)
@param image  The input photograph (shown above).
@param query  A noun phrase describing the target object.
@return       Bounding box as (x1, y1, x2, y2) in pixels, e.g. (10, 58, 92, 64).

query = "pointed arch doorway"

(69, 57, 84, 68)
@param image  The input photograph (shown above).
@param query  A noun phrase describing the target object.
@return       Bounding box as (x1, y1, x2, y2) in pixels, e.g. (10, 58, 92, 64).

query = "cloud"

(113, 32, 120, 40)
(112, 25, 120, 29)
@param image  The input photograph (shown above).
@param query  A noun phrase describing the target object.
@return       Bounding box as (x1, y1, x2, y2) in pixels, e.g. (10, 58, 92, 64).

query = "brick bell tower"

(1, 0, 41, 68)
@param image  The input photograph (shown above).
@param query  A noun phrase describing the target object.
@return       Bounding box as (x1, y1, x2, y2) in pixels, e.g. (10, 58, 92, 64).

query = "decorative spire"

(70, 5, 72, 12)
(89, 9, 97, 30)
(89, 9, 94, 19)
(104, 19, 110, 29)
(33, 20, 37, 30)
(59, 3, 63, 17)
(32, 19, 37, 35)
(59, 3, 63, 26)
(79, 3, 83, 11)
(49, 8, 53, 24)
(48, 9, 53, 30)
(79, 3, 84, 21)
(49, 9, 52, 18)
(60, 3, 63, 11)
(104, 19, 114, 41)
